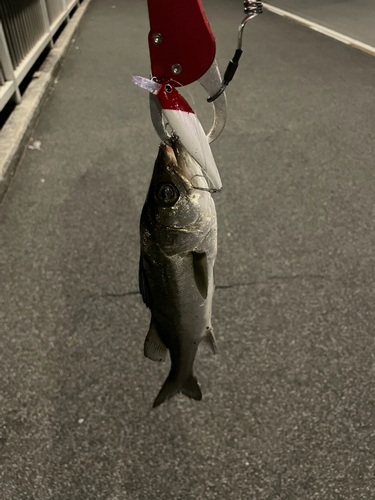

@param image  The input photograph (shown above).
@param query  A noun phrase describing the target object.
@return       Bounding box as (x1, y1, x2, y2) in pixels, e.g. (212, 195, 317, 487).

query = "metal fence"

(0, 0, 82, 113)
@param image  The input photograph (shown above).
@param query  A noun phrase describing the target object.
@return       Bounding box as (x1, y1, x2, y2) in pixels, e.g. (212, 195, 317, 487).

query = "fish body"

(139, 139, 217, 407)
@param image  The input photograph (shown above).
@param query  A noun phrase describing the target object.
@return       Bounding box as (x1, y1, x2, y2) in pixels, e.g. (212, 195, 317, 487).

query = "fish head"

(144, 139, 215, 235)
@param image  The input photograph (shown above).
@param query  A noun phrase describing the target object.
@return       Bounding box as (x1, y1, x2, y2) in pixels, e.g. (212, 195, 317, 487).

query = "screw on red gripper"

(147, 0, 216, 86)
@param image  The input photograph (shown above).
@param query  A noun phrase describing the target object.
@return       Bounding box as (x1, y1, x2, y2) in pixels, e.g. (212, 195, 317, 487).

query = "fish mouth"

(159, 140, 196, 192)
(163, 138, 220, 194)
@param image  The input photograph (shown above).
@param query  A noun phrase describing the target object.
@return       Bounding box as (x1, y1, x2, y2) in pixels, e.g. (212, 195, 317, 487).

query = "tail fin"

(181, 375, 202, 401)
(153, 373, 202, 408)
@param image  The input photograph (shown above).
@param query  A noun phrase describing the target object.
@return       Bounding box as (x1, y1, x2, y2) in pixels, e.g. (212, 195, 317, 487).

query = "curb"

(0, 0, 92, 203)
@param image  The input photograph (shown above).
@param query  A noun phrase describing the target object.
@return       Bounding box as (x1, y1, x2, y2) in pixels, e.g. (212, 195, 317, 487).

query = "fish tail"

(153, 372, 202, 408)
(181, 375, 202, 401)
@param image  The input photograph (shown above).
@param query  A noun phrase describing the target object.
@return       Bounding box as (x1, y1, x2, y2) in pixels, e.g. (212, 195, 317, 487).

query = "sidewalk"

(0, 0, 92, 202)
(1, 1, 375, 498)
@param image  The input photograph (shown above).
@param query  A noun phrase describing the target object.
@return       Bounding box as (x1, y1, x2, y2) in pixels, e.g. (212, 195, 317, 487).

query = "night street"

(1, 0, 374, 498)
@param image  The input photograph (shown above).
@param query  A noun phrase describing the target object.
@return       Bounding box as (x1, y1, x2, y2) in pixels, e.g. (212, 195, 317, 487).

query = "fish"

(139, 138, 218, 407)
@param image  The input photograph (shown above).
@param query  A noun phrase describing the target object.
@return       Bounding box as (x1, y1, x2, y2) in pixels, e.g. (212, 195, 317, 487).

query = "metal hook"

(238, 1, 263, 49)
(207, 1, 263, 103)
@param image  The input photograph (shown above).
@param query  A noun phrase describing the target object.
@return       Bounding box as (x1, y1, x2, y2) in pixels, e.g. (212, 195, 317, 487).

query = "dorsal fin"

(192, 251, 209, 299)
(144, 319, 167, 362)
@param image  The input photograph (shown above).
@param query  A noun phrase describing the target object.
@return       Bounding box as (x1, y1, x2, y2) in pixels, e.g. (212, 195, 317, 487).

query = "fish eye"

(156, 183, 179, 205)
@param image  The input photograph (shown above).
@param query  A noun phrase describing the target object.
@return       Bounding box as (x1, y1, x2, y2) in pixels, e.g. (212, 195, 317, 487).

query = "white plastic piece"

(132, 76, 161, 94)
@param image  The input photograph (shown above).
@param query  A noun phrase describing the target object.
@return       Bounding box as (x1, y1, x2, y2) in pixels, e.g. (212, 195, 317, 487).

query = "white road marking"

(263, 3, 375, 57)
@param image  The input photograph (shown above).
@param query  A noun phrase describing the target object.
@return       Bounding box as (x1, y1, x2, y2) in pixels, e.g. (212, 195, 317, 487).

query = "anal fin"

(144, 319, 167, 362)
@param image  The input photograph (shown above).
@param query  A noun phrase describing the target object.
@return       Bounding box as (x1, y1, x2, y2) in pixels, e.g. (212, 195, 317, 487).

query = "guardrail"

(0, 0, 82, 113)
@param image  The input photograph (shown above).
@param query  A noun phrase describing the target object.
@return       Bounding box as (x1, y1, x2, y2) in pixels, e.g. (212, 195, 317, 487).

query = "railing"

(0, 0, 82, 113)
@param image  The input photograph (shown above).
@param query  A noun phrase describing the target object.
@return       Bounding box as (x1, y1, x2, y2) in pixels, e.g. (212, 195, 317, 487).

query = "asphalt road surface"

(1, 0, 375, 499)
(266, 0, 375, 47)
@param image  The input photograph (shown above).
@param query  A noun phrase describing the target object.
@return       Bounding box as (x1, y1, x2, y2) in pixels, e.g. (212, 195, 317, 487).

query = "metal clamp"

(207, 1, 263, 103)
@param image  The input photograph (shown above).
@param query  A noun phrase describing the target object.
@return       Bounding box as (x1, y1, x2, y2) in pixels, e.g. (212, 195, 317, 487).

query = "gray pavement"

(1, 0, 375, 499)
(266, 0, 375, 47)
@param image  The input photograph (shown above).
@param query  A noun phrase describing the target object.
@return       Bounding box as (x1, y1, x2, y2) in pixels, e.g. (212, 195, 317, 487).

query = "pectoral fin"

(192, 251, 209, 299)
(144, 319, 167, 362)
